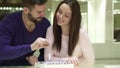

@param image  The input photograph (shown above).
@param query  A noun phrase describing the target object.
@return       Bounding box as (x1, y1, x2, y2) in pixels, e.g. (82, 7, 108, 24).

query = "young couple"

(0, 0, 94, 67)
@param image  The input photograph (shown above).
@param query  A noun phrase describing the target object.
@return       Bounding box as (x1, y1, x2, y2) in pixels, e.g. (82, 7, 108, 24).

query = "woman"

(45, 0, 95, 67)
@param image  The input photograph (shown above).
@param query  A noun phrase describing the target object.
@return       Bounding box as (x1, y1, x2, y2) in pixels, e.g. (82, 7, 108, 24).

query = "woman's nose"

(59, 14, 64, 19)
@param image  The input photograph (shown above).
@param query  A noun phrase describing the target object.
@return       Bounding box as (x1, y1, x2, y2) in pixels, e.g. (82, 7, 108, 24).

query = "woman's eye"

(58, 9, 62, 14)
(65, 15, 69, 17)
(58, 11, 62, 14)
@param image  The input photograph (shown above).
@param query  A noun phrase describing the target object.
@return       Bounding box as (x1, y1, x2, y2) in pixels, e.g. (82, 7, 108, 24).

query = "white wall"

(94, 0, 120, 64)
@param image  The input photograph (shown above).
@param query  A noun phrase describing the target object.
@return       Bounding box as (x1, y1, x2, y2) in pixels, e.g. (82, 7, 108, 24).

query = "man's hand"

(31, 37, 48, 51)
(26, 55, 38, 65)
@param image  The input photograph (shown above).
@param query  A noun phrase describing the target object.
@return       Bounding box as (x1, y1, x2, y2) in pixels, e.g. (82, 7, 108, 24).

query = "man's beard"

(27, 13, 42, 24)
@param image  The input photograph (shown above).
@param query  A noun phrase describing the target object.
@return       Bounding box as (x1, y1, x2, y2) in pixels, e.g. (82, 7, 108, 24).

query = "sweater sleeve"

(77, 28, 95, 64)
(45, 26, 66, 62)
(44, 26, 54, 61)
(0, 16, 32, 60)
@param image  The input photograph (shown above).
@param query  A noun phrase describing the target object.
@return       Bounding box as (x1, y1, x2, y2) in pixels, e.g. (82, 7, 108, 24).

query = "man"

(0, 0, 50, 66)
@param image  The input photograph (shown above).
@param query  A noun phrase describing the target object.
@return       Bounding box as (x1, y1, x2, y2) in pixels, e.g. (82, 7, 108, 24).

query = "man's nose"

(39, 12, 45, 17)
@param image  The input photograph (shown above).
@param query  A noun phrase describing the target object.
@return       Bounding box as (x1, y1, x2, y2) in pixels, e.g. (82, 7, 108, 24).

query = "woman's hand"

(68, 56, 79, 67)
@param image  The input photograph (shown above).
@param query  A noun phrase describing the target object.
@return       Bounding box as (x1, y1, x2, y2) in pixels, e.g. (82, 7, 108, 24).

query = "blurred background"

(0, 0, 120, 65)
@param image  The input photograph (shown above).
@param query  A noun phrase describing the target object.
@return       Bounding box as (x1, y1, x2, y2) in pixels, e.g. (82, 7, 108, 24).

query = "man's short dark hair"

(22, 0, 47, 9)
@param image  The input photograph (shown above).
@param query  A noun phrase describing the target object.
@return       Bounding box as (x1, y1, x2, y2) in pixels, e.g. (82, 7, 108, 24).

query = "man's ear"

(23, 7, 29, 14)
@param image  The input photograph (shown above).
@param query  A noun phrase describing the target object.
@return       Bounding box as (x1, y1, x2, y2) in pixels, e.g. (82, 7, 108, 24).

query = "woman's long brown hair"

(52, 0, 82, 56)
